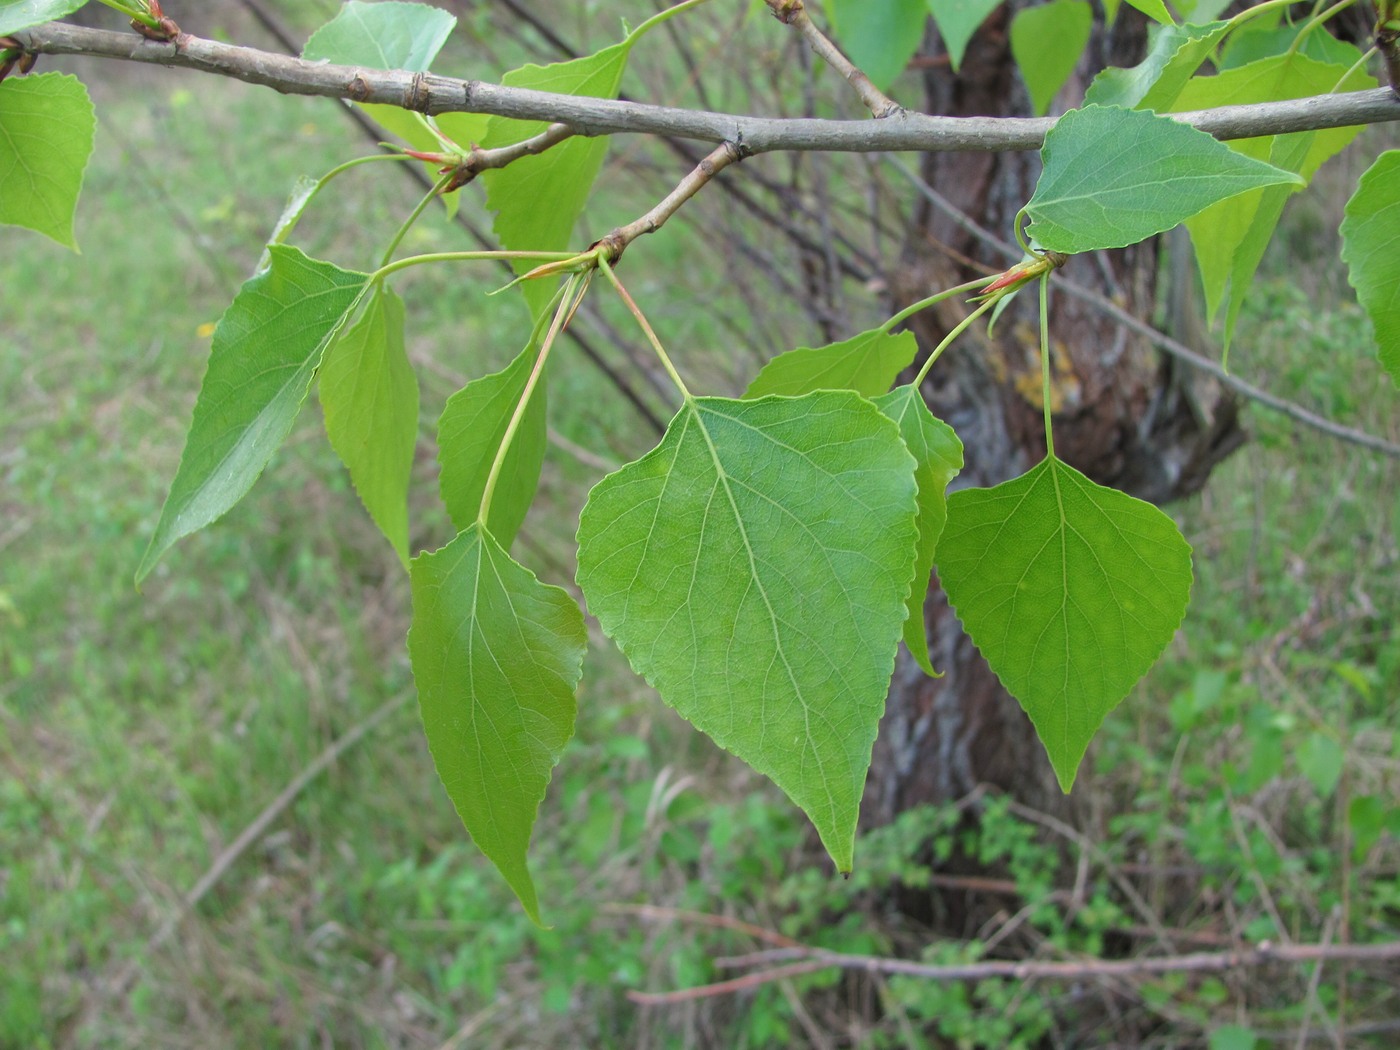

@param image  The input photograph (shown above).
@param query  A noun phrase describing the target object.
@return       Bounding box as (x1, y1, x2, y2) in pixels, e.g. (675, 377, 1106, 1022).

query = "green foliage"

(577, 392, 919, 869)
(827, 0, 926, 89)
(1025, 105, 1303, 253)
(301, 0, 456, 71)
(1084, 20, 1230, 109)
(0, 72, 93, 249)
(1011, 0, 1092, 116)
(0, 0, 87, 35)
(743, 326, 917, 399)
(408, 524, 586, 923)
(1341, 150, 1400, 386)
(939, 456, 1193, 789)
(927, 0, 1003, 72)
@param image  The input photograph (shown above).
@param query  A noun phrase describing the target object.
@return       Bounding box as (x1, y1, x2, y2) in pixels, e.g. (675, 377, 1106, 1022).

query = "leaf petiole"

(879, 275, 1000, 333)
(1039, 272, 1055, 460)
(598, 255, 692, 400)
(910, 296, 997, 388)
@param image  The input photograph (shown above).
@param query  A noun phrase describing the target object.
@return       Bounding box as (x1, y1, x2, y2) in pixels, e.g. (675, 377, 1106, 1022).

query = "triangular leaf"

(408, 523, 585, 925)
(1083, 20, 1229, 111)
(320, 284, 419, 569)
(873, 385, 963, 677)
(137, 247, 369, 581)
(576, 393, 919, 870)
(1024, 105, 1304, 254)
(0, 0, 88, 35)
(827, 0, 926, 91)
(1341, 150, 1400, 387)
(301, 0, 456, 71)
(1011, 0, 1093, 116)
(437, 343, 547, 548)
(937, 456, 1193, 790)
(0, 72, 95, 250)
(743, 328, 917, 399)
(928, 0, 1003, 72)
(483, 45, 630, 320)
(1123, 0, 1173, 25)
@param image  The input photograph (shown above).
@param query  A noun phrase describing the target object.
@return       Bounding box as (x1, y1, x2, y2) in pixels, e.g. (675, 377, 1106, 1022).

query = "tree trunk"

(863, 10, 1245, 864)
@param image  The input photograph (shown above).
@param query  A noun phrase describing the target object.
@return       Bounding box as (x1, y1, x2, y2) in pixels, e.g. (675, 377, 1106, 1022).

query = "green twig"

(372, 249, 576, 283)
(910, 297, 997, 388)
(625, 0, 715, 47)
(379, 171, 454, 269)
(1288, 0, 1360, 56)
(879, 275, 1000, 334)
(598, 256, 691, 400)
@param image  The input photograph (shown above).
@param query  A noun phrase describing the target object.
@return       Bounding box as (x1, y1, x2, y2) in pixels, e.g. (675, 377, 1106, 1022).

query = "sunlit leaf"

(137, 248, 369, 582)
(577, 393, 919, 869)
(301, 0, 455, 71)
(0, 0, 87, 34)
(1123, 0, 1172, 25)
(874, 385, 963, 676)
(437, 343, 547, 549)
(1341, 150, 1400, 386)
(409, 523, 585, 924)
(828, 0, 926, 90)
(483, 45, 629, 319)
(0, 72, 94, 250)
(1024, 105, 1303, 254)
(744, 328, 917, 399)
(928, 0, 1003, 72)
(1011, 0, 1092, 117)
(320, 284, 419, 568)
(938, 456, 1193, 790)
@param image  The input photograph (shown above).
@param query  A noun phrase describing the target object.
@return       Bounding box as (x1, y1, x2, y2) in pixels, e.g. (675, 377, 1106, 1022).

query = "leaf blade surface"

(0, 72, 94, 249)
(1341, 150, 1400, 386)
(744, 328, 917, 399)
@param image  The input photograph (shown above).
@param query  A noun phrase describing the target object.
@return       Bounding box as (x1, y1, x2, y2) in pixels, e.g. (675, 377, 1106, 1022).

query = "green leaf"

(937, 456, 1193, 790)
(319, 284, 419, 569)
(873, 385, 963, 676)
(828, 0, 926, 91)
(1340, 150, 1400, 387)
(928, 0, 1003, 72)
(744, 328, 917, 399)
(1347, 794, 1386, 862)
(1024, 105, 1304, 254)
(257, 175, 319, 273)
(437, 343, 547, 549)
(576, 393, 919, 869)
(1219, 22, 1363, 70)
(483, 44, 630, 320)
(1010, 0, 1092, 117)
(0, 72, 95, 250)
(301, 0, 456, 70)
(137, 247, 369, 582)
(1123, 0, 1173, 25)
(1296, 732, 1343, 796)
(408, 523, 585, 924)
(1176, 54, 1372, 345)
(1208, 1026, 1258, 1050)
(1083, 21, 1230, 110)
(0, 0, 87, 35)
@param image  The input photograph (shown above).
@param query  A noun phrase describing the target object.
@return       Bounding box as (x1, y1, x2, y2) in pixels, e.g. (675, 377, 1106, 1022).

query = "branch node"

(405, 71, 432, 113)
(348, 73, 372, 103)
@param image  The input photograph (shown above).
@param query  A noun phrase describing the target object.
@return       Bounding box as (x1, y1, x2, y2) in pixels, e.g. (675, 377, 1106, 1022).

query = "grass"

(3, 10, 1400, 1049)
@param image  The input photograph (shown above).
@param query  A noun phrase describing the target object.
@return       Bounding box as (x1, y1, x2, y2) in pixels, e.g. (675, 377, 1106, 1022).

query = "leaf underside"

(0, 72, 95, 250)
(0, 0, 89, 35)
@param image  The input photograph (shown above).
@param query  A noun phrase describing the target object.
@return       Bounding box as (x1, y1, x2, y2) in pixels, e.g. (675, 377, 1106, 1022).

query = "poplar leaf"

(1123, 0, 1173, 25)
(1083, 20, 1229, 110)
(0, 72, 95, 250)
(1025, 105, 1303, 254)
(744, 328, 917, 399)
(1011, 0, 1092, 116)
(320, 285, 419, 569)
(938, 456, 1193, 790)
(577, 393, 919, 870)
(437, 344, 547, 549)
(928, 0, 1004, 72)
(137, 248, 369, 582)
(483, 45, 630, 319)
(0, 0, 87, 34)
(873, 385, 963, 677)
(409, 524, 585, 925)
(828, 0, 926, 90)
(302, 0, 455, 71)
(1341, 150, 1400, 386)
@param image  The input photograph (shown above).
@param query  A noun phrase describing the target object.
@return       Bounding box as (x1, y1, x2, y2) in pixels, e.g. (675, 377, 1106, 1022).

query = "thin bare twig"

(764, 0, 902, 118)
(601, 142, 742, 256)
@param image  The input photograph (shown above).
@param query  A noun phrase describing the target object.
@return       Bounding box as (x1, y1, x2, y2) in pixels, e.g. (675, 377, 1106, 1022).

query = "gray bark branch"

(17, 22, 1400, 154)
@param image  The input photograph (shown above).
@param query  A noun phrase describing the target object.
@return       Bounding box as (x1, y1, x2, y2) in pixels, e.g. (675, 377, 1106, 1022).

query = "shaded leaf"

(938, 456, 1193, 790)
(873, 385, 963, 676)
(744, 328, 917, 399)
(137, 247, 369, 582)
(1123, 0, 1172, 25)
(577, 393, 919, 870)
(0, 72, 94, 250)
(320, 284, 419, 568)
(1341, 150, 1400, 386)
(301, 0, 455, 70)
(1024, 105, 1303, 254)
(929, 0, 1003, 72)
(1083, 20, 1229, 110)
(0, 0, 87, 34)
(1297, 732, 1343, 796)
(1011, 0, 1092, 117)
(828, 0, 926, 91)
(483, 45, 629, 319)
(437, 343, 547, 549)
(409, 523, 585, 924)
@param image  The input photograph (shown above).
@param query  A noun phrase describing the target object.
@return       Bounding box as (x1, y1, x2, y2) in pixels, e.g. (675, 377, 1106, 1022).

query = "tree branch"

(18, 22, 1400, 153)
